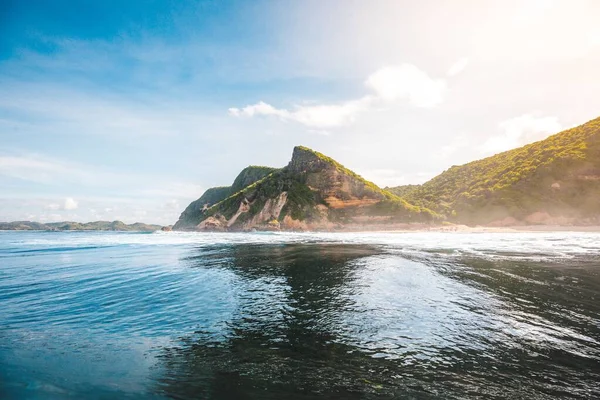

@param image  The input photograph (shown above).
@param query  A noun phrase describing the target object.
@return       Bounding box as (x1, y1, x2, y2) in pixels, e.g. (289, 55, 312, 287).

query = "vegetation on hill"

(175, 146, 438, 230)
(287, 146, 437, 222)
(391, 116, 600, 224)
(231, 166, 277, 192)
(174, 166, 277, 229)
(193, 186, 232, 207)
(290, 146, 399, 201)
(385, 184, 421, 198)
(202, 168, 321, 223)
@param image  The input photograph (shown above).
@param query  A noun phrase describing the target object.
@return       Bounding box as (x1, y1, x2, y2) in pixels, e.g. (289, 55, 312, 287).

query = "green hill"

(390, 116, 600, 225)
(174, 146, 437, 231)
(174, 166, 277, 228)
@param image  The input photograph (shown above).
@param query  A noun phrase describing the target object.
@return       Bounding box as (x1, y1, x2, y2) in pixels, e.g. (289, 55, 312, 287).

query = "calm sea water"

(1, 231, 599, 399)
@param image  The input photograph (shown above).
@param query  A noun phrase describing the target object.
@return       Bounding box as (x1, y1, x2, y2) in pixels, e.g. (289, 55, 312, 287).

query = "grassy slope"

(293, 146, 393, 198)
(202, 168, 314, 222)
(294, 146, 438, 221)
(174, 166, 277, 228)
(231, 166, 277, 192)
(397, 116, 600, 223)
(386, 184, 421, 198)
(200, 147, 439, 227)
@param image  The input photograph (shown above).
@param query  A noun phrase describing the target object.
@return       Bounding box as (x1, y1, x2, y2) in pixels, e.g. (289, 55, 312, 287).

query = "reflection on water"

(157, 244, 600, 399)
(1, 232, 599, 399)
(159, 244, 389, 399)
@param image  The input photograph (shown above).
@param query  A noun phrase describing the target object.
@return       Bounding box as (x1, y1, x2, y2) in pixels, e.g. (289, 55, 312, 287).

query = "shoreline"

(172, 223, 600, 234)
(3, 224, 600, 234)
(382, 225, 600, 233)
(328, 225, 600, 233)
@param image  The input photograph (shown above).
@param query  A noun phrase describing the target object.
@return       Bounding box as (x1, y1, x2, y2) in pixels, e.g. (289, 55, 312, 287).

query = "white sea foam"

(3, 230, 600, 261)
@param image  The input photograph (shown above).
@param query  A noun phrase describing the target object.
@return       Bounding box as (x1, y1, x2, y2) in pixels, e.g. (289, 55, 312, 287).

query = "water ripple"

(1, 231, 599, 399)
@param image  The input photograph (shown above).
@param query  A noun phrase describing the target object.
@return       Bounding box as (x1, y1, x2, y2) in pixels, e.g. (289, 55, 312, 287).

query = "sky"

(1, 0, 600, 225)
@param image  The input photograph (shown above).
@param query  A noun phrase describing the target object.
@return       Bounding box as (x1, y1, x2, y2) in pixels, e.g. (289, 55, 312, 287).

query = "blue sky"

(1, 0, 600, 224)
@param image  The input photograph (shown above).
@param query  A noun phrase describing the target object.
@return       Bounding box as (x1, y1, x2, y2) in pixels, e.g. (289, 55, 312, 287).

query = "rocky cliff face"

(174, 166, 276, 230)
(174, 146, 437, 231)
(288, 146, 387, 209)
(288, 146, 333, 174)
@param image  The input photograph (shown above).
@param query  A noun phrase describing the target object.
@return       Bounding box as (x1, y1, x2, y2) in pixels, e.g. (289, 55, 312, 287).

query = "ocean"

(1, 230, 599, 399)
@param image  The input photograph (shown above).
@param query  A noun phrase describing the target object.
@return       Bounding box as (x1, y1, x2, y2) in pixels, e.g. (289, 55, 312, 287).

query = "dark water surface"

(1, 231, 599, 399)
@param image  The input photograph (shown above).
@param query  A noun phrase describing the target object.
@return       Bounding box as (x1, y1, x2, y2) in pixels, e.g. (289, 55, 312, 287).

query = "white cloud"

(447, 57, 470, 77)
(228, 97, 373, 129)
(289, 97, 374, 127)
(63, 197, 78, 210)
(481, 113, 562, 154)
(228, 101, 280, 118)
(365, 64, 445, 107)
(229, 63, 445, 129)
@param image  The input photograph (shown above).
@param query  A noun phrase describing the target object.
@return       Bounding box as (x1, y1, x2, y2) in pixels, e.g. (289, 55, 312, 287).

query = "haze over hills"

(0, 221, 162, 232)
(388, 116, 600, 226)
(177, 116, 600, 231)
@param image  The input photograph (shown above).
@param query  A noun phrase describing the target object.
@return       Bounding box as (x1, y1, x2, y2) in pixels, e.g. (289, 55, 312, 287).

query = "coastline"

(3, 223, 600, 234)
(171, 223, 600, 234)
(333, 225, 600, 233)
(396, 225, 600, 233)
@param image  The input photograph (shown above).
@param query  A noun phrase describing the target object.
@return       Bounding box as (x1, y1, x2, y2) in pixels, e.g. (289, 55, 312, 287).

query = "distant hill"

(174, 146, 438, 231)
(0, 221, 162, 231)
(385, 184, 420, 198)
(388, 116, 600, 225)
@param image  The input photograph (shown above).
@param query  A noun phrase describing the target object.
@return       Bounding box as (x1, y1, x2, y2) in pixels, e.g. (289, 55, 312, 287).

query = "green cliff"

(389, 116, 600, 225)
(174, 146, 437, 231)
(174, 166, 277, 229)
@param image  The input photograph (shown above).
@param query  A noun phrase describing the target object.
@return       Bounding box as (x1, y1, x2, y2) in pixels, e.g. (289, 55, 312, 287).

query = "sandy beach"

(334, 224, 600, 234)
